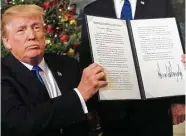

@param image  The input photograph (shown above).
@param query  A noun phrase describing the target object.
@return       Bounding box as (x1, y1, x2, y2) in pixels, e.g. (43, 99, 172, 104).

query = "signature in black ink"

(157, 61, 183, 82)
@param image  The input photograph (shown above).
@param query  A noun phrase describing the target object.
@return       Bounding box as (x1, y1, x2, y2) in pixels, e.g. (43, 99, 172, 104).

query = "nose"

(27, 28, 36, 40)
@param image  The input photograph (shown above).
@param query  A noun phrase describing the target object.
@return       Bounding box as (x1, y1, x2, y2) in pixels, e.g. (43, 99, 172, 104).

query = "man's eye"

(34, 26, 41, 30)
(17, 29, 25, 33)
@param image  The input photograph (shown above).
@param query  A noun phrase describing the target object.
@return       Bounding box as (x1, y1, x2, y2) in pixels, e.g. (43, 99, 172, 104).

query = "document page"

(86, 15, 141, 100)
(131, 18, 185, 98)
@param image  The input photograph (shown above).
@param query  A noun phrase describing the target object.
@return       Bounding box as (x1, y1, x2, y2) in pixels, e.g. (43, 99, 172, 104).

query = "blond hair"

(2, 4, 45, 38)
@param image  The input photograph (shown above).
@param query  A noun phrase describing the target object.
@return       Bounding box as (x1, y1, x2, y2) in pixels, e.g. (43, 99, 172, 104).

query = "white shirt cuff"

(74, 88, 88, 114)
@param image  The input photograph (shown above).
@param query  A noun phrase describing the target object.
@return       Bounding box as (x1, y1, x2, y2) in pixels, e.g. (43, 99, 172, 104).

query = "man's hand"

(171, 104, 185, 125)
(181, 54, 186, 68)
(77, 63, 108, 101)
(171, 55, 186, 125)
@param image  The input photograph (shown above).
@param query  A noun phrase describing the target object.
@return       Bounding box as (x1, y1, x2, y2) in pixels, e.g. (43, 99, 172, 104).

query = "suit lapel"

(44, 55, 66, 94)
(87, 0, 116, 18)
(106, 0, 117, 18)
(3, 54, 50, 102)
(135, 0, 148, 19)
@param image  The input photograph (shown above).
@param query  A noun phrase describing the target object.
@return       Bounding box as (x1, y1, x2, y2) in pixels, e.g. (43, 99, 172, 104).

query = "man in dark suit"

(1, 4, 108, 136)
(79, 0, 185, 136)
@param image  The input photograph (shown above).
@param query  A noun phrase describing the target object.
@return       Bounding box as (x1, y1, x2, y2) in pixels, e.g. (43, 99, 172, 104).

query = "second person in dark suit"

(79, 0, 185, 136)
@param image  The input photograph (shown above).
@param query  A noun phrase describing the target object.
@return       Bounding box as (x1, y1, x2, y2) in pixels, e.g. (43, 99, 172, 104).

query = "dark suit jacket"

(79, 0, 184, 135)
(2, 53, 88, 136)
(79, 0, 174, 69)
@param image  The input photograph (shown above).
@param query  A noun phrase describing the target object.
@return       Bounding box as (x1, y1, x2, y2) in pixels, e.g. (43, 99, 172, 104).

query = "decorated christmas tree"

(1, 0, 81, 60)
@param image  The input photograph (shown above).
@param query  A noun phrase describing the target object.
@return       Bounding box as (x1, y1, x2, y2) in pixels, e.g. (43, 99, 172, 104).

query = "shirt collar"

(20, 58, 48, 73)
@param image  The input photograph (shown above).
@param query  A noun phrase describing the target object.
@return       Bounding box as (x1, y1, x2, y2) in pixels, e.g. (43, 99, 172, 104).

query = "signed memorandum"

(86, 15, 185, 100)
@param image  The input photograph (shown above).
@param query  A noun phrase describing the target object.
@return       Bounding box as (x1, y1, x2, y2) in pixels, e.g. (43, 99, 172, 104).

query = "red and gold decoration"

(2, 0, 81, 59)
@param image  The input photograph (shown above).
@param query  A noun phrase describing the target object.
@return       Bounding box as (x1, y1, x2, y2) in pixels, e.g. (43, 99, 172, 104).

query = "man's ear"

(2, 37, 12, 50)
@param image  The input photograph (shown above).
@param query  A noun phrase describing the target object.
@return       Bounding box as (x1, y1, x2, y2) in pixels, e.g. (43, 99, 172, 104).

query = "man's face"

(3, 15, 46, 63)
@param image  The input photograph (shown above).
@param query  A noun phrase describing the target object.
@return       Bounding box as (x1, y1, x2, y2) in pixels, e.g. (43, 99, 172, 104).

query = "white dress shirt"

(21, 58, 88, 113)
(114, 0, 137, 19)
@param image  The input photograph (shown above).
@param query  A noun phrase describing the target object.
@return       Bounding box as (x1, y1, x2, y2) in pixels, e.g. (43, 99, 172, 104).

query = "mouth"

(26, 44, 40, 50)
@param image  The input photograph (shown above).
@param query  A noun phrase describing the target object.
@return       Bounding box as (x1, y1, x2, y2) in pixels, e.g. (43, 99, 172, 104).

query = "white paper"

(131, 18, 185, 98)
(86, 15, 141, 100)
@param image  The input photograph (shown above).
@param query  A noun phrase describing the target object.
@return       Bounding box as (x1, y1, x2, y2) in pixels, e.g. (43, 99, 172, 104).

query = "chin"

(25, 50, 44, 59)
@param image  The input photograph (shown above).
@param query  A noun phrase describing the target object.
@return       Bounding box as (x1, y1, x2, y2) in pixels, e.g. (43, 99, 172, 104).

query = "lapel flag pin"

(141, 1, 145, 5)
(57, 71, 62, 76)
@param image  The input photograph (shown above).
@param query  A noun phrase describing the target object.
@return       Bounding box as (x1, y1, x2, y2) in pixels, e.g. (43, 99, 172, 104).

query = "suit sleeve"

(2, 64, 86, 136)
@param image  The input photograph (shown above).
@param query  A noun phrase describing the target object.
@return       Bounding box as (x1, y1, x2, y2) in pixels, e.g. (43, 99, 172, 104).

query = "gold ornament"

(67, 48, 75, 56)
(69, 19, 76, 25)
(45, 39, 51, 44)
